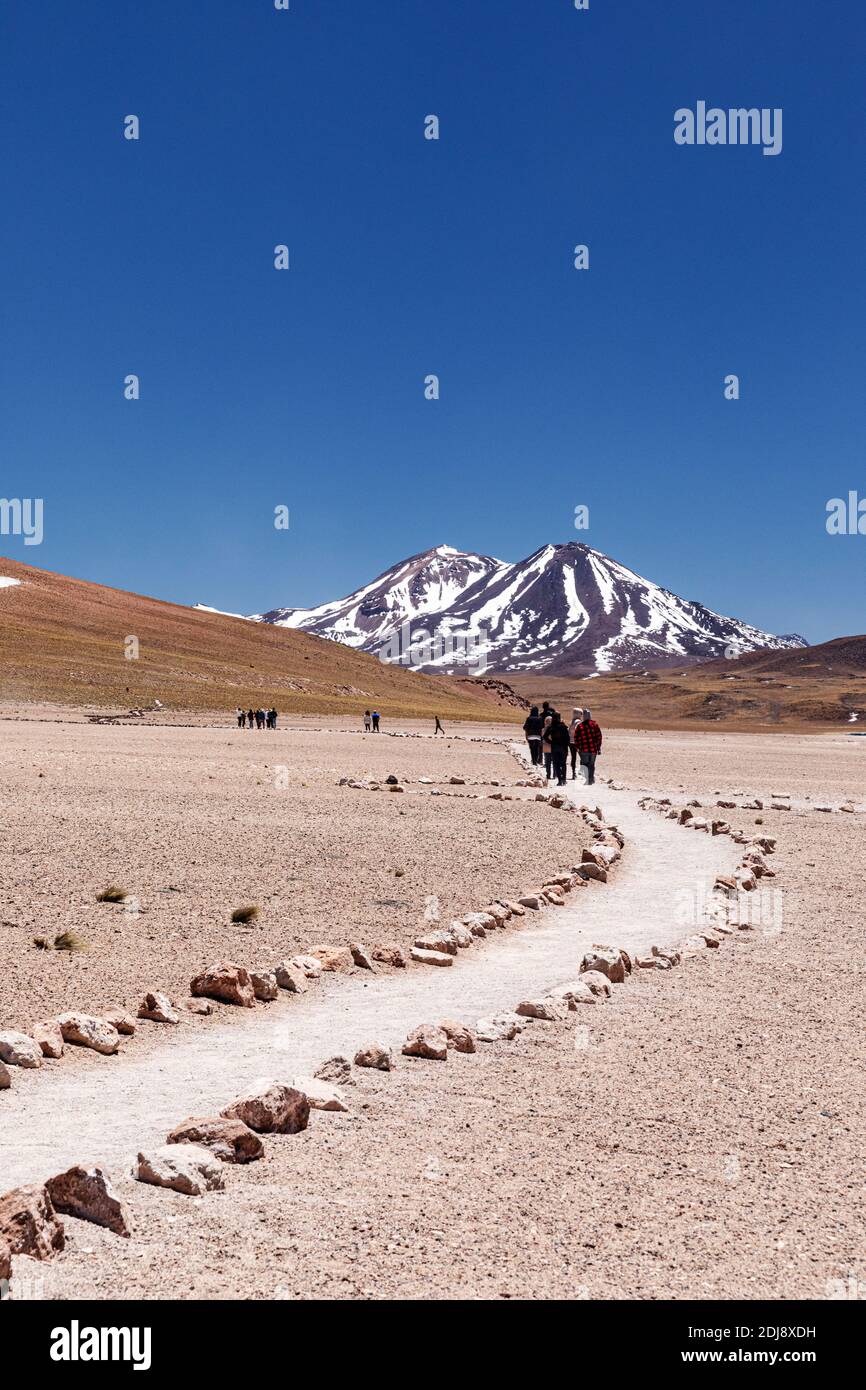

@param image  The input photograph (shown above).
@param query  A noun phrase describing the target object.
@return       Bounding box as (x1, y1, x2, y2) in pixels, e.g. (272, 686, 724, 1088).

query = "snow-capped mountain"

(249, 542, 806, 675)
(250, 545, 502, 649)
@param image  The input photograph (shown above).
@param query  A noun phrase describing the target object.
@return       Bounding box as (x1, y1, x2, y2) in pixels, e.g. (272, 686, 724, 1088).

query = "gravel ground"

(4, 728, 864, 1300)
(0, 720, 573, 1031)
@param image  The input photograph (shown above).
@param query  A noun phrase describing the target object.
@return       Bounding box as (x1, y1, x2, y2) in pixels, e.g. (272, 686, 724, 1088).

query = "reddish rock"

(414, 931, 458, 956)
(314, 1055, 352, 1085)
(579, 970, 612, 998)
(580, 947, 627, 985)
(137, 992, 180, 1024)
(275, 961, 308, 993)
(0, 1061, 10, 1090)
(402, 1024, 449, 1060)
(104, 1007, 137, 1036)
(0, 1184, 65, 1260)
(190, 962, 256, 1008)
(0, 1237, 10, 1283)
(516, 997, 568, 1021)
(651, 945, 682, 966)
(291, 955, 323, 978)
(410, 947, 453, 967)
(32, 1021, 64, 1058)
(184, 998, 213, 1015)
(167, 1116, 263, 1164)
(447, 922, 474, 949)
(551, 980, 601, 1006)
(354, 1041, 393, 1070)
(371, 944, 408, 968)
(576, 863, 607, 883)
(45, 1165, 131, 1236)
(462, 911, 497, 934)
(310, 945, 352, 972)
(349, 942, 376, 971)
(221, 1081, 310, 1134)
(250, 970, 278, 1002)
(439, 1019, 477, 1053)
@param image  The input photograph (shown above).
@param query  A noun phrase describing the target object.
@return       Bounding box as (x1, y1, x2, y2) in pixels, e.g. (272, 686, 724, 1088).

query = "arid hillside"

(508, 636, 866, 733)
(0, 558, 518, 721)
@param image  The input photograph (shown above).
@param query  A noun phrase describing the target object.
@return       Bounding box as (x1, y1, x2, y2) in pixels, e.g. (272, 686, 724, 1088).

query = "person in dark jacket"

(523, 706, 544, 765)
(574, 708, 603, 784)
(546, 712, 571, 786)
(371, 710, 380, 732)
(247, 708, 255, 730)
(541, 715, 554, 780)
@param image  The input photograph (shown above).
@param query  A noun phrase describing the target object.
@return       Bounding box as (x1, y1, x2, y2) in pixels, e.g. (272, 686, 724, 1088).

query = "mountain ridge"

(249, 541, 806, 676)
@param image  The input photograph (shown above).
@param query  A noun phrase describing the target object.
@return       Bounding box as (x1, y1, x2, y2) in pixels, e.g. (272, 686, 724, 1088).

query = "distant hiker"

(540, 700, 557, 725)
(371, 710, 380, 732)
(547, 712, 570, 787)
(434, 716, 445, 736)
(574, 708, 603, 785)
(247, 708, 255, 729)
(256, 708, 266, 730)
(237, 707, 245, 728)
(268, 708, 278, 729)
(523, 706, 544, 765)
(567, 707, 581, 779)
(363, 710, 372, 732)
(541, 715, 554, 780)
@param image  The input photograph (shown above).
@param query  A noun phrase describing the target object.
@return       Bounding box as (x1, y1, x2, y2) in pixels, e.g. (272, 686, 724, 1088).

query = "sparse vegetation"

(230, 904, 259, 924)
(33, 931, 88, 952)
(96, 885, 129, 903)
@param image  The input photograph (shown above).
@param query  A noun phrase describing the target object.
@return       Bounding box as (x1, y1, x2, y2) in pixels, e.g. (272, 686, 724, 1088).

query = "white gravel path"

(0, 778, 737, 1190)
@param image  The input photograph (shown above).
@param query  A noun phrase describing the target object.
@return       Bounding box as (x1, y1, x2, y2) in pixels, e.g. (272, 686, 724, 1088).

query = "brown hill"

(508, 636, 866, 734)
(695, 635, 866, 678)
(0, 558, 518, 721)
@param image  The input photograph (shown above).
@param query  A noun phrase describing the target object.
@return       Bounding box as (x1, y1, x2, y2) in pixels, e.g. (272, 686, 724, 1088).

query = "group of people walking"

(523, 702, 603, 786)
(237, 707, 278, 729)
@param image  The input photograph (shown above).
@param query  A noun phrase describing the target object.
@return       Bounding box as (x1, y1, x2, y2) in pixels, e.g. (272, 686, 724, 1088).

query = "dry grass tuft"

(230, 904, 259, 924)
(33, 930, 89, 952)
(96, 885, 128, 903)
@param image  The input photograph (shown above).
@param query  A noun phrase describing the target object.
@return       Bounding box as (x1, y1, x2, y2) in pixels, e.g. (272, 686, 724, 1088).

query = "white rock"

(133, 1144, 225, 1196)
(0, 1030, 43, 1069)
(291, 1076, 349, 1112)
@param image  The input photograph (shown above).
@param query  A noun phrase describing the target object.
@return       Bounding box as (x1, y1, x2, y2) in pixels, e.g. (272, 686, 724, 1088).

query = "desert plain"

(0, 710, 864, 1301)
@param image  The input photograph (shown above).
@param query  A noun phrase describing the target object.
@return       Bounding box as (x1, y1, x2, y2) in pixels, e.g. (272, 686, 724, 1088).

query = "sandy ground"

(2, 725, 865, 1300)
(0, 719, 569, 1031)
(0, 775, 738, 1190)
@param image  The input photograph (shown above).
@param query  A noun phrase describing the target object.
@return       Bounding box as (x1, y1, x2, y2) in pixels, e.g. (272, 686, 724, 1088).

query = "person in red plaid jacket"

(569, 707, 602, 784)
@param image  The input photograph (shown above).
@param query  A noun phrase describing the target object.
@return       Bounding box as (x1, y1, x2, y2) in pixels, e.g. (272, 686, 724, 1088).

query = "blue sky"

(1, 0, 863, 642)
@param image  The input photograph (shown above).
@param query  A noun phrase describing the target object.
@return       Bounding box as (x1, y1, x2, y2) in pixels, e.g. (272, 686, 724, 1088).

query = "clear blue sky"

(2, 0, 863, 642)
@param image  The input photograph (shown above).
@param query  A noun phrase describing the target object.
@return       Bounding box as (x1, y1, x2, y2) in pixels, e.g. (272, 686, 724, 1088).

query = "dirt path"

(0, 780, 737, 1191)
